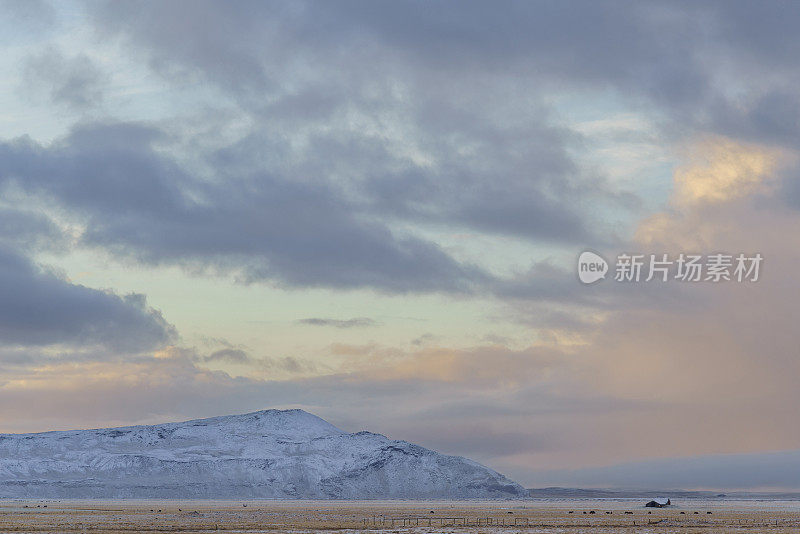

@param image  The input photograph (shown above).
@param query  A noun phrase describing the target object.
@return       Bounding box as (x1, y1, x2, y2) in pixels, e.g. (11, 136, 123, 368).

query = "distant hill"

(527, 487, 721, 498)
(0, 409, 526, 499)
(527, 487, 800, 500)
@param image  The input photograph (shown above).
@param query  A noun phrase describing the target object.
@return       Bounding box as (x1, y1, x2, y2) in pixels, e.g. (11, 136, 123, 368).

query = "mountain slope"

(0, 409, 527, 499)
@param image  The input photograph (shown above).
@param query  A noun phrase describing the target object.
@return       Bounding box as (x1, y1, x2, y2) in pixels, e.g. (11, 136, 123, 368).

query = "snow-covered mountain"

(0, 409, 527, 499)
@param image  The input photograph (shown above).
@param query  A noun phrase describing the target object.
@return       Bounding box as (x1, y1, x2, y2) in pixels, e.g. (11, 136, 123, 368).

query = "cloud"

(0, 246, 175, 352)
(0, 207, 66, 252)
(3, 0, 800, 491)
(202, 348, 250, 364)
(0, 122, 487, 293)
(86, 0, 800, 156)
(198, 347, 316, 374)
(297, 317, 378, 328)
(22, 48, 108, 110)
(544, 137, 800, 468)
(0, 349, 265, 432)
(88, 1, 699, 100)
(84, 0, 634, 246)
(0, 0, 56, 35)
(411, 333, 437, 346)
(66, 0, 800, 269)
(672, 137, 783, 206)
(333, 343, 566, 386)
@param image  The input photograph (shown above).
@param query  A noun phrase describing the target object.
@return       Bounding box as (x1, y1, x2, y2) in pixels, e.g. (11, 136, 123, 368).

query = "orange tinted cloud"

(674, 136, 781, 205)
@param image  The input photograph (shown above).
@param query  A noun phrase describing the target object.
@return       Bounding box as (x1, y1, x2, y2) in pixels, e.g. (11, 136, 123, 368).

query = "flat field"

(2, 498, 800, 533)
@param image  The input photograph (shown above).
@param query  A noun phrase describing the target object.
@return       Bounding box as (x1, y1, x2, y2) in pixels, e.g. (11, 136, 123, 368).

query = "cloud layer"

(1, 0, 800, 490)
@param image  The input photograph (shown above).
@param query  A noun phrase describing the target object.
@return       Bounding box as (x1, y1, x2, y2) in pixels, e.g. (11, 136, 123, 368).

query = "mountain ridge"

(0, 408, 527, 499)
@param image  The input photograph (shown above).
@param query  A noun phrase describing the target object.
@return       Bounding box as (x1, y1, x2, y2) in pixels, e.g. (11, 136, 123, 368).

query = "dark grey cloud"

(411, 333, 437, 346)
(197, 347, 313, 373)
(0, 207, 65, 252)
(159, 346, 318, 374)
(297, 317, 378, 328)
(495, 255, 708, 315)
(264, 356, 317, 374)
(84, 0, 635, 246)
(0, 122, 486, 293)
(313, 0, 800, 148)
(0, 246, 175, 352)
(90, 1, 693, 98)
(80, 0, 799, 256)
(88, 1, 800, 148)
(22, 48, 108, 110)
(355, 114, 601, 244)
(203, 348, 250, 364)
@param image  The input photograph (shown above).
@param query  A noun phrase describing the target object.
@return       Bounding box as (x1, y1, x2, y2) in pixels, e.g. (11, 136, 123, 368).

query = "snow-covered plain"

(0, 409, 526, 499)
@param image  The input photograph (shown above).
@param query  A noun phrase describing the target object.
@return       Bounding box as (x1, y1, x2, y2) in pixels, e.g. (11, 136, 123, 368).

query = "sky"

(1, 0, 800, 490)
